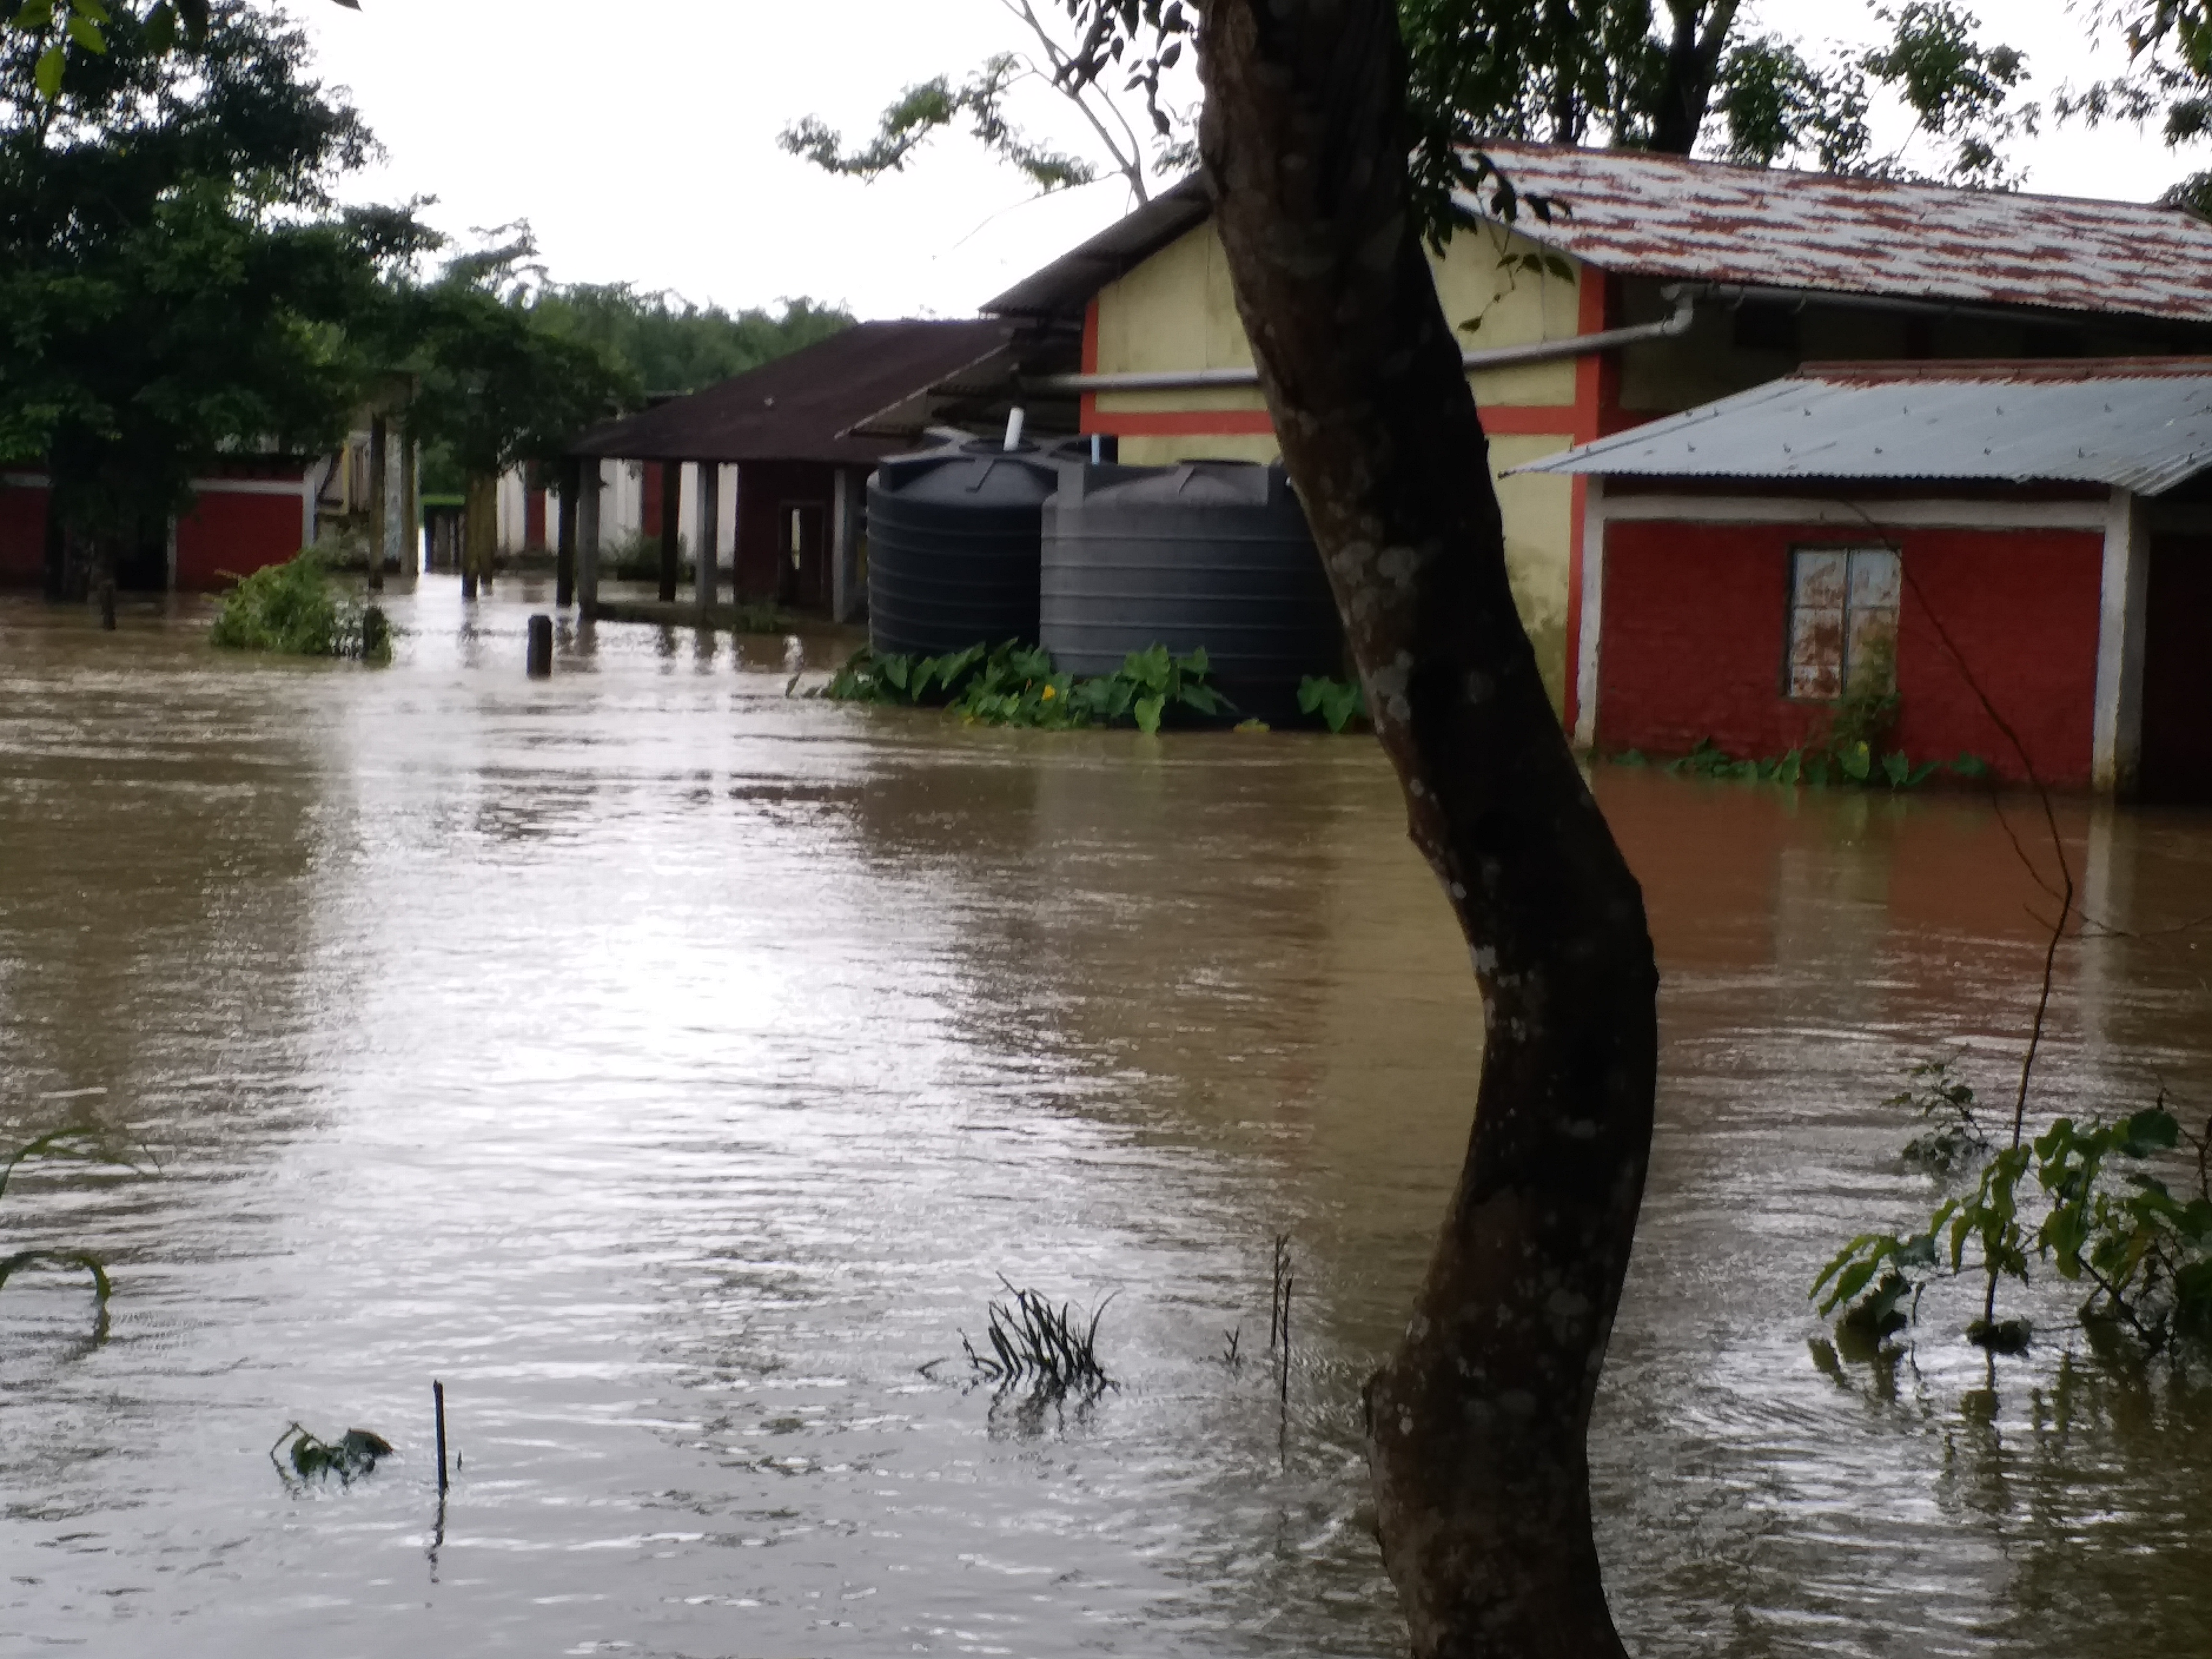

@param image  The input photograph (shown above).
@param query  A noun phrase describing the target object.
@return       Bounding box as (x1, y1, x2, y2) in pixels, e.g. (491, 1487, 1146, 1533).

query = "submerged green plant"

(1297, 673, 1368, 733)
(270, 1423, 395, 1485)
(823, 640, 1231, 733)
(1815, 1066, 2212, 1358)
(1655, 735, 1986, 790)
(960, 1277, 1116, 1395)
(209, 553, 391, 663)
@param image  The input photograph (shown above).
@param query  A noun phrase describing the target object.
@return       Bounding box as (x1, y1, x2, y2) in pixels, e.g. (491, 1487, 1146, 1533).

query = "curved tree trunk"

(1196, 3, 1658, 1655)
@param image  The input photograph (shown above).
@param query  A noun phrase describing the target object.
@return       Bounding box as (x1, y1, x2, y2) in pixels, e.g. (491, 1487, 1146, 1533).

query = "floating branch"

(270, 1422, 395, 1486)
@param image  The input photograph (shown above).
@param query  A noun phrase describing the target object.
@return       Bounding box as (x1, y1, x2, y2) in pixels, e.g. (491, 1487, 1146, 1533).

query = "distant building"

(0, 458, 324, 593)
(551, 319, 1027, 617)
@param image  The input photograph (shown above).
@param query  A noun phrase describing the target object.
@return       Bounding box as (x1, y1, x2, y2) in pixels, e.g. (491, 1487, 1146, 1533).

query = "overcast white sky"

(290, 0, 2201, 322)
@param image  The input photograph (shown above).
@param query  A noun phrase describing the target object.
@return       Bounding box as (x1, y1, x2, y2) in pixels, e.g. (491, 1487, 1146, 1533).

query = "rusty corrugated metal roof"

(567, 320, 1017, 465)
(985, 146, 2212, 330)
(1473, 143, 2212, 324)
(1516, 359, 2212, 494)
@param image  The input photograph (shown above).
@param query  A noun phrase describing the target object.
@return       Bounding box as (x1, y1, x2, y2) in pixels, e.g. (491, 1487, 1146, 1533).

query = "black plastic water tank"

(866, 438, 1060, 658)
(1041, 459, 1342, 717)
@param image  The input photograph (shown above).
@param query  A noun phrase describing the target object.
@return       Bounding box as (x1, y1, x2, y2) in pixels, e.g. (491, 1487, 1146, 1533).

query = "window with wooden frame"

(1786, 546, 1900, 701)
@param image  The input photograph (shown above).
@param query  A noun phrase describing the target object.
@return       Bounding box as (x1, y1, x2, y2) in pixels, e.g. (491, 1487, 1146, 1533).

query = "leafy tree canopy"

(0, 0, 422, 546)
(819, 0, 2041, 240)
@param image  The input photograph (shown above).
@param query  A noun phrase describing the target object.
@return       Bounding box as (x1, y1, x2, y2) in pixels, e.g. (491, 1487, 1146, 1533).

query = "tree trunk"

(87, 528, 117, 630)
(462, 470, 497, 601)
(1649, 0, 1741, 156)
(1197, 4, 1658, 1656)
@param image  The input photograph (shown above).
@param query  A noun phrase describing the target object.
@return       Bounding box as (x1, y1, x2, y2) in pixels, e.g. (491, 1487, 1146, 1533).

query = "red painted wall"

(0, 479, 48, 585)
(641, 462, 664, 539)
(524, 485, 548, 551)
(1597, 520, 2104, 785)
(734, 460, 836, 607)
(175, 488, 306, 590)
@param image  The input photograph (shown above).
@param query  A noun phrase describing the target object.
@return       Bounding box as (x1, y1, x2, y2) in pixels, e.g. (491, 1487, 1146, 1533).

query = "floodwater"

(3, 578, 2211, 1659)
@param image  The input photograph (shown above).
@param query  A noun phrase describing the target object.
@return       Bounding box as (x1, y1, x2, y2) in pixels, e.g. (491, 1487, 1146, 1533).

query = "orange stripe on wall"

(1086, 403, 1579, 439)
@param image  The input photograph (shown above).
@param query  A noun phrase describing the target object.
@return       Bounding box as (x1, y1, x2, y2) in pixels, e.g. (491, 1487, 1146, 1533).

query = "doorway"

(780, 501, 827, 612)
(2139, 534, 2212, 804)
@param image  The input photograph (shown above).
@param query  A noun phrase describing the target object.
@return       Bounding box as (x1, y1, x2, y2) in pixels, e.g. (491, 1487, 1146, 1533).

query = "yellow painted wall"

(1091, 222, 1587, 714)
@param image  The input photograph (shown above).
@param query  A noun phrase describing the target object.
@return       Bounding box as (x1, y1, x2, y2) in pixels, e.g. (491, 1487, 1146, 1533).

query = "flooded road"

(3, 578, 2211, 1658)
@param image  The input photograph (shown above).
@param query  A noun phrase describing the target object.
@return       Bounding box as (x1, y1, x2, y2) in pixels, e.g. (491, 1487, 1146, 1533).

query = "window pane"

(1848, 548, 1900, 612)
(1845, 549, 1901, 692)
(1789, 550, 1848, 699)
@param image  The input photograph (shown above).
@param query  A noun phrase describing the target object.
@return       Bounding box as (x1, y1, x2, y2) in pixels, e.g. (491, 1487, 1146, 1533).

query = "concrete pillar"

(399, 421, 419, 578)
(366, 414, 388, 593)
(2092, 487, 2151, 797)
(577, 459, 602, 617)
(1572, 476, 1607, 751)
(831, 465, 865, 624)
(556, 456, 580, 610)
(696, 461, 720, 619)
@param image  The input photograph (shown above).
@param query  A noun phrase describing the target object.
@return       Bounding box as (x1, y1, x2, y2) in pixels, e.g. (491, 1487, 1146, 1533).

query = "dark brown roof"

(982, 174, 1211, 321)
(567, 319, 1018, 465)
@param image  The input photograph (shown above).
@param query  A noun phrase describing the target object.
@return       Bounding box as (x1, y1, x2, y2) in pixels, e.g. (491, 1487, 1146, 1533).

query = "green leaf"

(143, 1, 175, 51)
(1133, 694, 1164, 735)
(64, 11, 103, 50)
(1881, 751, 1910, 787)
(35, 41, 64, 97)
(12, 0, 56, 29)
(2122, 1108, 2181, 1154)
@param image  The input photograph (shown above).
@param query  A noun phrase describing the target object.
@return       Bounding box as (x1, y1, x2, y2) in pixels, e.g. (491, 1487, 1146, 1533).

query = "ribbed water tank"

(1041, 459, 1342, 717)
(866, 438, 1060, 658)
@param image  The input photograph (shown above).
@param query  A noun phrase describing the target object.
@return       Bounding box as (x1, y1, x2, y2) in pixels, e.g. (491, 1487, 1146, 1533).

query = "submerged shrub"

(209, 553, 391, 662)
(823, 640, 1231, 733)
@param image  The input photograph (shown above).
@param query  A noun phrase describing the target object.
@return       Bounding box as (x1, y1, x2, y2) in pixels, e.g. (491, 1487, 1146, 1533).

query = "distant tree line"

(0, 0, 847, 619)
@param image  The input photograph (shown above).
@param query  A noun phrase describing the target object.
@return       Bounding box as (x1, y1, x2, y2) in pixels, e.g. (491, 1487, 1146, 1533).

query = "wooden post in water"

(577, 460, 602, 618)
(433, 1380, 449, 1494)
(527, 613, 553, 677)
(658, 462, 681, 604)
(555, 457, 580, 610)
(695, 462, 720, 621)
(367, 415, 389, 594)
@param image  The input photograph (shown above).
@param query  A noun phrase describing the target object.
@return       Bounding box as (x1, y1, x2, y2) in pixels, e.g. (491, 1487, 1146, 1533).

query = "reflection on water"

(1, 578, 2209, 1658)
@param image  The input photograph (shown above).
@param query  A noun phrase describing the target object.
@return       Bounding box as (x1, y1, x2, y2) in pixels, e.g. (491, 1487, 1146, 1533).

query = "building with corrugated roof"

(979, 144, 2212, 734)
(1519, 359, 2212, 800)
(542, 318, 1027, 619)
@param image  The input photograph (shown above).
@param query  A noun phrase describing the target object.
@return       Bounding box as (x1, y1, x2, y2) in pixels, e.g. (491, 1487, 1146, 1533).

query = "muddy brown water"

(3, 580, 2211, 1658)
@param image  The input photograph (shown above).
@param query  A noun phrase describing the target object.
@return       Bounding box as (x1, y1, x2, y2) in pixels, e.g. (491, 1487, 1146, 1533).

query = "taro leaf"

(1133, 694, 1165, 735)
(1881, 751, 1910, 787)
(2123, 1108, 2181, 1156)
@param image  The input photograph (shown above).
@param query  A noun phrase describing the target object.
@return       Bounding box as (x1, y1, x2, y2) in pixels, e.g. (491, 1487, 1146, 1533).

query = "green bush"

(209, 553, 391, 662)
(823, 640, 1232, 733)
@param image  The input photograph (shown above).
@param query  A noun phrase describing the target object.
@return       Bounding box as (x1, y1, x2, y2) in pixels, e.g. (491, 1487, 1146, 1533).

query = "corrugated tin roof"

(567, 320, 1016, 465)
(1473, 143, 2212, 324)
(1515, 359, 2212, 495)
